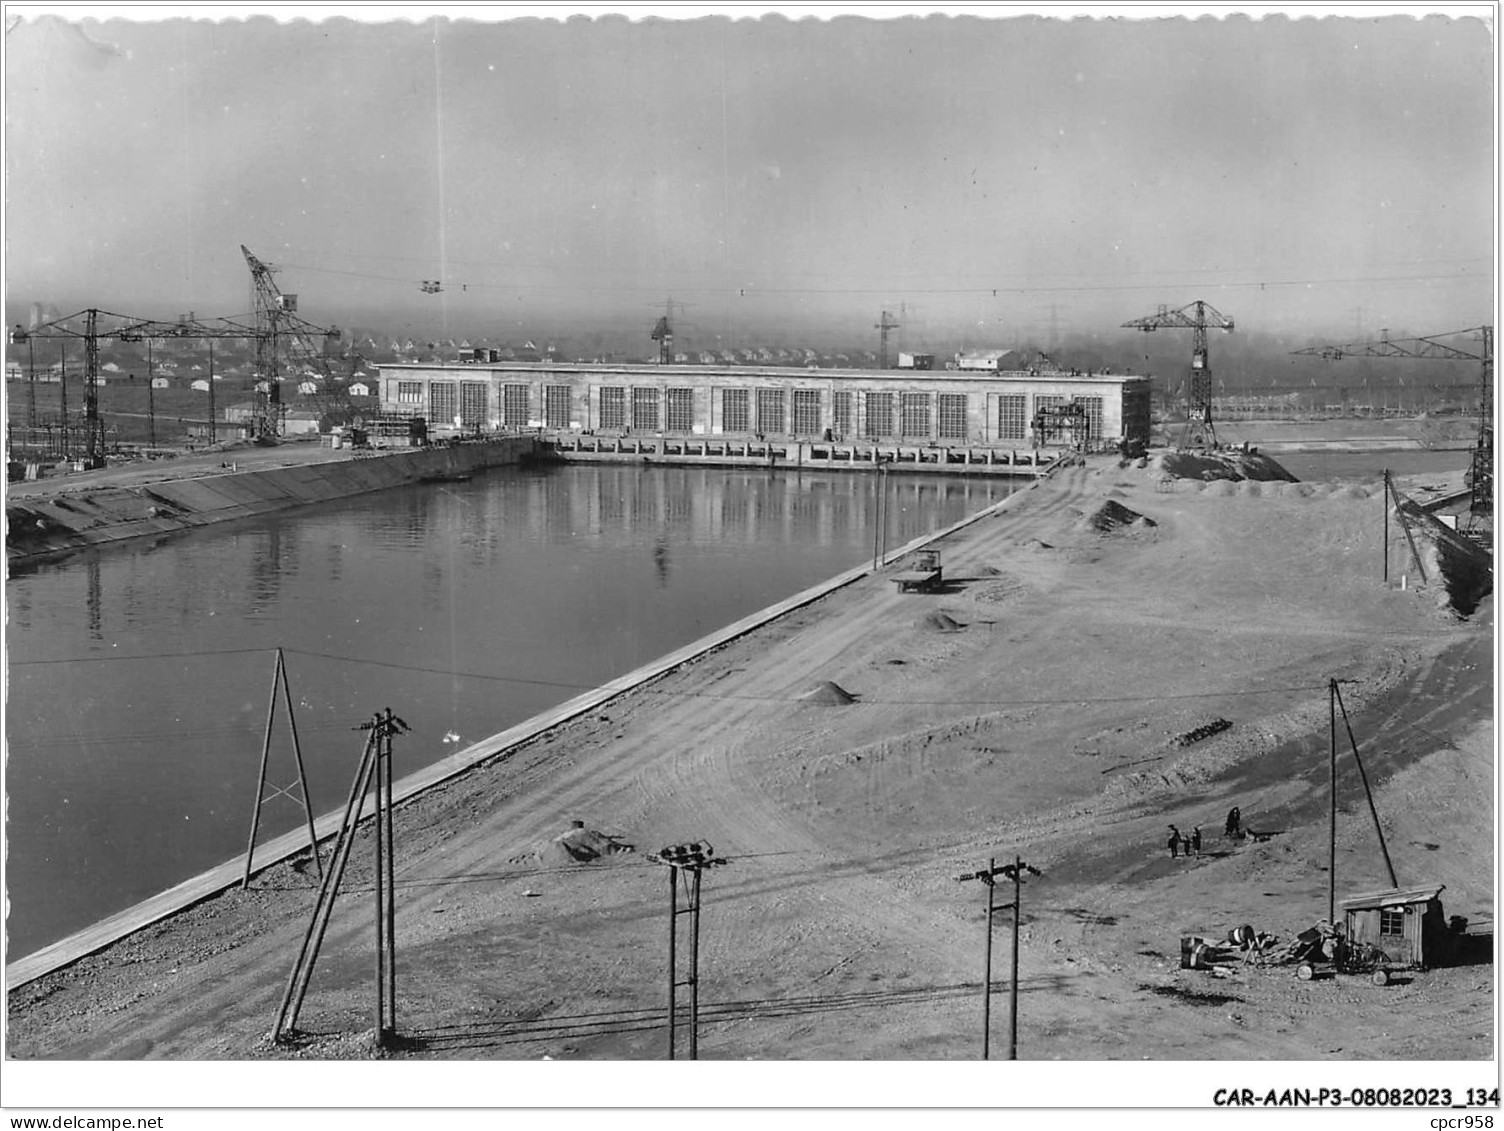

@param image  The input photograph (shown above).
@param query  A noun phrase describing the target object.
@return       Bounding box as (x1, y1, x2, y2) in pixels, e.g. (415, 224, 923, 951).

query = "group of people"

(1166, 808, 1244, 859)
(1165, 824, 1202, 859)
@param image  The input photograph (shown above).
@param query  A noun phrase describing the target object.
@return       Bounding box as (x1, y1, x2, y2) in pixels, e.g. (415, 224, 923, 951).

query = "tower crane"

(242, 245, 344, 438)
(1293, 325, 1493, 516)
(875, 309, 900, 370)
(651, 313, 673, 365)
(1122, 300, 1235, 450)
(9, 309, 260, 468)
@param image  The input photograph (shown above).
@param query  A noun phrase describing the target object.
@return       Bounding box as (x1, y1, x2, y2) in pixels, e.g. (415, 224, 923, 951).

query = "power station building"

(373, 361, 1152, 451)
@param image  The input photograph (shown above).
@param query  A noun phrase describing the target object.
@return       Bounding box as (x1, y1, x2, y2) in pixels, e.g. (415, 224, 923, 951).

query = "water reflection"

(5, 464, 1016, 958)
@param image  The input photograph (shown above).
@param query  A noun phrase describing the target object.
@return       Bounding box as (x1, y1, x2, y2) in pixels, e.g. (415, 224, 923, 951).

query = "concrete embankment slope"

(6, 438, 538, 565)
(3, 466, 1062, 988)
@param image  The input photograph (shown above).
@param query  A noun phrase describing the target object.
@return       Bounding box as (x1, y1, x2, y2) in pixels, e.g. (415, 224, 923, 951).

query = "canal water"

(1271, 447, 1472, 483)
(5, 463, 1017, 960)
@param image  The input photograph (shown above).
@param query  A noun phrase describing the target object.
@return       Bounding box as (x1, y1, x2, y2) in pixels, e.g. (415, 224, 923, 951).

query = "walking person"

(1225, 806, 1242, 839)
(1166, 825, 1181, 859)
(1190, 826, 1202, 857)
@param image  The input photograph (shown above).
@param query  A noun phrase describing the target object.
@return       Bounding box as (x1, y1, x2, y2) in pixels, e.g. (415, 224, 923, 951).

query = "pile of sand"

(532, 821, 636, 866)
(1151, 451, 1298, 484)
(1077, 499, 1158, 535)
(802, 680, 857, 705)
(918, 611, 965, 632)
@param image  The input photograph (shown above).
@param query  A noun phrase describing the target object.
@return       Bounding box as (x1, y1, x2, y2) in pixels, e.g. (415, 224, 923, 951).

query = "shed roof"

(1339, 883, 1445, 911)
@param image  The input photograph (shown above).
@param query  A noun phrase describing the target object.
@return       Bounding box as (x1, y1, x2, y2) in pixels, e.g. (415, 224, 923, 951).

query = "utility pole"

(363, 707, 405, 1048)
(58, 343, 68, 460)
(1329, 679, 1337, 924)
(273, 706, 408, 1047)
(649, 840, 729, 1060)
(208, 340, 217, 445)
(146, 339, 157, 449)
(1332, 680, 1399, 889)
(1382, 469, 1390, 585)
(956, 856, 1042, 1059)
(242, 648, 322, 890)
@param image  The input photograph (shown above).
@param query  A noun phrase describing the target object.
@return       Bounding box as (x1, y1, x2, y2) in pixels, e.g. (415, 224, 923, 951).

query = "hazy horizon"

(5, 7, 1495, 357)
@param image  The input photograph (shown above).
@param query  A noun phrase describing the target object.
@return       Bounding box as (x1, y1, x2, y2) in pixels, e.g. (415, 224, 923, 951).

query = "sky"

(3, 4, 1496, 355)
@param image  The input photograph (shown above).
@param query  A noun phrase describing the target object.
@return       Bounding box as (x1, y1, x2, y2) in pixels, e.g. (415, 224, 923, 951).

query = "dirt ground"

(6, 453, 1493, 1067)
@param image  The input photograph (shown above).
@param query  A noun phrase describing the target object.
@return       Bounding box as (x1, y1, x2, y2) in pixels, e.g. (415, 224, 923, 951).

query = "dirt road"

(7, 456, 1492, 1064)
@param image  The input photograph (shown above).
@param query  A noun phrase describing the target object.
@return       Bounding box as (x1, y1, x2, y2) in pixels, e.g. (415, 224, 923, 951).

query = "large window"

(1033, 394, 1067, 417)
(756, 388, 786, 435)
(666, 387, 695, 433)
(503, 383, 530, 427)
(792, 389, 821, 436)
(722, 388, 750, 433)
(1380, 908, 1405, 937)
(429, 381, 457, 424)
(460, 382, 488, 426)
(1078, 396, 1104, 446)
(544, 385, 572, 429)
(938, 393, 967, 440)
(864, 391, 892, 438)
(600, 385, 626, 430)
(998, 393, 1027, 440)
(397, 381, 424, 405)
(832, 391, 854, 437)
(632, 386, 659, 431)
(900, 392, 930, 439)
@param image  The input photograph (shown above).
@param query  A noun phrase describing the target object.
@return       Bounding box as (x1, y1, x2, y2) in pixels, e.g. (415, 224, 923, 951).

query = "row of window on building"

(393, 380, 1106, 443)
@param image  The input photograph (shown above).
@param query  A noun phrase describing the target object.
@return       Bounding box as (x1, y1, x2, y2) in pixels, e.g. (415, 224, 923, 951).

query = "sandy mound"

(1151, 451, 1298, 483)
(803, 680, 857, 705)
(918, 611, 965, 632)
(533, 822, 635, 866)
(1076, 499, 1158, 535)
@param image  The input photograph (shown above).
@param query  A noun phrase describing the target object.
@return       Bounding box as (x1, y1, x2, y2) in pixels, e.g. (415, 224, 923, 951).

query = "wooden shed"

(1340, 884, 1448, 970)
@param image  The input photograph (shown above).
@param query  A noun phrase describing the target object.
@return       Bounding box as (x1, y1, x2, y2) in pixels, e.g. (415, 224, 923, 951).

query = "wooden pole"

(1008, 856, 1021, 1061)
(146, 340, 156, 449)
(1382, 469, 1390, 584)
(208, 342, 217, 445)
(667, 863, 678, 1060)
(279, 653, 322, 881)
(274, 730, 379, 1041)
(1334, 684, 1400, 889)
(689, 865, 702, 1061)
(1386, 474, 1429, 585)
(1329, 680, 1337, 923)
(243, 650, 285, 889)
(383, 720, 397, 1034)
(373, 716, 387, 1045)
(982, 856, 994, 1061)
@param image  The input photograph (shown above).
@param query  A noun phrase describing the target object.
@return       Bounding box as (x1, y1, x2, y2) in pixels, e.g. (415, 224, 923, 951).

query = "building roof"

(375, 360, 1149, 386)
(1339, 883, 1446, 911)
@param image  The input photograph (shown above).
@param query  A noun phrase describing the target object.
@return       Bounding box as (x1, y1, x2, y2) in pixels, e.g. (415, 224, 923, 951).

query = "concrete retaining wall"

(6, 439, 538, 565)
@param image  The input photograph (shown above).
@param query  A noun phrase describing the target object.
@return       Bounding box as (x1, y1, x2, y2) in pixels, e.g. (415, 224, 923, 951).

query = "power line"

(278, 259, 1489, 300)
(10, 643, 1331, 708)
